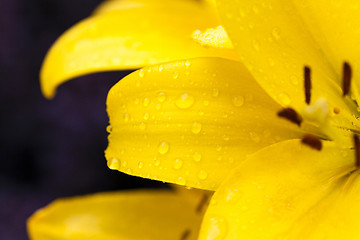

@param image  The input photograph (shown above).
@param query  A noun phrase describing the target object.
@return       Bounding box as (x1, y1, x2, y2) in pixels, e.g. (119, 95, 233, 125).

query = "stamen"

(180, 229, 191, 240)
(354, 134, 360, 167)
(277, 108, 303, 126)
(196, 193, 209, 214)
(301, 134, 322, 151)
(304, 66, 311, 105)
(342, 62, 352, 96)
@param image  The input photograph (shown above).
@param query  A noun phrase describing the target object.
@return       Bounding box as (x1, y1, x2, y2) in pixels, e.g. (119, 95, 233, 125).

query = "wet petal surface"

(106, 58, 303, 190)
(199, 139, 357, 240)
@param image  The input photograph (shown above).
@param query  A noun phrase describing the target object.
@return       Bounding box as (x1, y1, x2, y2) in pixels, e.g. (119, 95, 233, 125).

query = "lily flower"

(29, 0, 360, 239)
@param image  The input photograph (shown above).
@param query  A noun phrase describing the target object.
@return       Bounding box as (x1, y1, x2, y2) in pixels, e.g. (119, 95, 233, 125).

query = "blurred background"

(0, 0, 163, 239)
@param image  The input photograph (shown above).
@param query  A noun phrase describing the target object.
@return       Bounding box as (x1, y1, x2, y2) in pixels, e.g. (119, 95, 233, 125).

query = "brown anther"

(196, 193, 209, 214)
(333, 107, 340, 114)
(301, 134, 322, 151)
(277, 108, 303, 126)
(304, 66, 311, 105)
(342, 62, 352, 96)
(180, 229, 191, 240)
(354, 134, 360, 167)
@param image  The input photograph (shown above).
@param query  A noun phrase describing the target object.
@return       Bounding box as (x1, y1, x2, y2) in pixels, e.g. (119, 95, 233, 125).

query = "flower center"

(276, 62, 360, 168)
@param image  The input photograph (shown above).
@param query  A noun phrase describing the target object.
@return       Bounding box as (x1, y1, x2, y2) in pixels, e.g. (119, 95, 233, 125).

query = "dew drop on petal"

(205, 215, 228, 240)
(138, 161, 144, 169)
(139, 122, 146, 130)
(143, 112, 149, 120)
(278, 92, 291, 105)
(232, 96, 244, 107)
(176, 177, 186, 185)
(158, 141, 169, 154)
(212, 88, 219, 97)
(107, 158, 120, 170)
(198, 170, 208, 180)
(173, 159, 183, 170)
(123, 113, 130, 122)
(193, 152, 202, 162)
(252, 40, 260, 51)
(173, 71, 179, 79)
(143, 97, 150, 107)
(191, 121, 202, 134)
(249, 132, 260, 143)
(106, 125, 112, 133)
(154, 158, 161, 167)
(272, 27, 281, 40)
(157, 92, 166, 102)
(176, 93, 195, 109)
(138, 69, 145, 78)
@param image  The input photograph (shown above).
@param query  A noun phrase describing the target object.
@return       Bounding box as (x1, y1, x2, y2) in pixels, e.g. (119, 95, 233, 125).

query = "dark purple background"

(0, 1, 163, 239)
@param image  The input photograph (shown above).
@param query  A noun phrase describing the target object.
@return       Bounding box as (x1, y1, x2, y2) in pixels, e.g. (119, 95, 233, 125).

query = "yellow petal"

(105, 58, 303, 190)
(293, 0, 360, 102)
(28, 190, 203, 240)
(192, 26, 234, 49)
(41, 0, 239, 98)
(199, 139, 357, 240)
(216, 0, 359, 128)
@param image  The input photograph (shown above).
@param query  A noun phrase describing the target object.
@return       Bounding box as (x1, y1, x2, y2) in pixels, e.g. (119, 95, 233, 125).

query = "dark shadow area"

(0, 1, 165, 239)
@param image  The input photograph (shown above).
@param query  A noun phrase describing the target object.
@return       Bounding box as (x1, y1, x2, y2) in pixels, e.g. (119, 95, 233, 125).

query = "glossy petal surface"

(199, 139, 357, 240)
(41, 0, 239, 98)
(106, 58, 303, 190)
(293, 0, 360, 101)
(216, 0, 359, 128)
(28, 190, 203, 240)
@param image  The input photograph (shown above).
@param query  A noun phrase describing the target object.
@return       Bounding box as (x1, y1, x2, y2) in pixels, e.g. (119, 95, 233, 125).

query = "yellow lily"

(30, 0, 360, 239)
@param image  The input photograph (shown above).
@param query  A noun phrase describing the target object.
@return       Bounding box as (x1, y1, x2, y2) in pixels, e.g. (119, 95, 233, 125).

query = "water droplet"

(252, 40, 260, 51)
(138, 161, 144, 169)
(206, 216, 228, 240)
(216, 145, 222, 152)
(278, 92, 291, 105)
(107, 158, 120, 170)
(203, 100, 209, 106)
(144, 112, 149, 120)
(212, 88, 219, 97)
(106, 125, 112, 133)
(198, 170, 208, 180)
(249, 132, 260, 143)
(268, 58, 275, 66)
(157, 92, 166, 102)
(173, 159, 183, 169)
(272, 27, 281, 40)
(185, 59, 191, 67)
(191, 122, 202, 134)
(175, 177, 186, 185)
(143, 97, 150, 107)
(158, 141, 169, 154)
(139, 122, 146, 130)
(158, 65, 164, 72)
(193, 152, 202, 162)
(173, 71, 179, 79)
(123, 113, 130, 122)
(290, 75, 299, 85)
(176, 93, 195, 109)
(122, 160, 127, 167)
(139, 69, 145, 78)
(154, 158, 161, 166)
(232, 96, 244, 107)
(223, 135, 230, 141)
